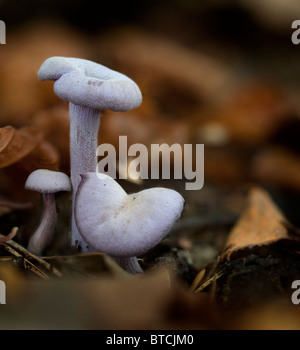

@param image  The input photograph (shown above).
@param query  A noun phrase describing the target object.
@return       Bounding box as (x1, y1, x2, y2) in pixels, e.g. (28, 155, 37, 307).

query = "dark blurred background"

(2, 0, 300, 219)
(2, 0, 300, 84)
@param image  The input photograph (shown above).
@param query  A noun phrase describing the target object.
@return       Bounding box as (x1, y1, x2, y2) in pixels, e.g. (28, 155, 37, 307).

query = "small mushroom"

(38, 57, 142, 252)
(25, 169, 71, 255)
(74, 173, 184, 274)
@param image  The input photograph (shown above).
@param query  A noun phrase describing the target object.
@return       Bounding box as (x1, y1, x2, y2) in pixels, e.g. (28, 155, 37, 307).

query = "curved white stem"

(112, 256, 143, 274)
(69, 103, 100, 252)
(27, 193, 57, 255)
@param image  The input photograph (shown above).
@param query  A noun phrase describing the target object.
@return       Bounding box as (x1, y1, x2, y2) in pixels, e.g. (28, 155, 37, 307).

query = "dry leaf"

(0, 125, 62, 199)
(17, 140, 60, 173)
(195, 187, 300, 308)
(0, 125, 60, 171)
(221, 187, 298, 261)
(0, 126, 42, 168)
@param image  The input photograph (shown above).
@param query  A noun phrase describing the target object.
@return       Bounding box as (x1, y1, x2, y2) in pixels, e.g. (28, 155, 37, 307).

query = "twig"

(5, 239, 62, 278)
(0, 229, 62, 278)
(2, 243, 50, 279)
(0, 227, 18, 243)
(194, 268, 226, 293)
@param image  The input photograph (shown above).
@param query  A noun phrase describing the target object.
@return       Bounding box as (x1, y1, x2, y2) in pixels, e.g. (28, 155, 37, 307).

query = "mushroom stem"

(112, 256, 143, 274)
(69, 103, 100, 252)
(27, 193, 57, 255)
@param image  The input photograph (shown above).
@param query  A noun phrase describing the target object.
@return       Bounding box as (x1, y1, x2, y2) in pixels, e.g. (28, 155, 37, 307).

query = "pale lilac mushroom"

(74, 173, 185, 274)
(38, 57, 142, 252)
(25, 169, 71, 255)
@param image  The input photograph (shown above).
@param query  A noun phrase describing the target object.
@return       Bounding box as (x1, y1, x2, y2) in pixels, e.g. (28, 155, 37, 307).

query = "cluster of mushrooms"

(25, 57, 185, 274)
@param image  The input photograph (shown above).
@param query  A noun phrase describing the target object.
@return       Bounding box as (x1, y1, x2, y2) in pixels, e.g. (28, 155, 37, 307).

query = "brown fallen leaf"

(0, 125, 61, 198)
(17, 139, 60, 173)
(0, 126, 43, 168)
(221, 186, 298, 262)
(194, 187, 300, 306)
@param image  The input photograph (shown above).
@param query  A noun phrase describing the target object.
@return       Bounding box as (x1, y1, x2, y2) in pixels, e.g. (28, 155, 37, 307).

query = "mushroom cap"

(25, 169, 71, 193)
(75, 173, 184, 257)
(38, 57, 142, 111)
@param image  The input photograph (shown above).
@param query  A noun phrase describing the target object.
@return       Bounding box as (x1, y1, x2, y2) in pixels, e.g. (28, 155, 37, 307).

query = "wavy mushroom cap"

(25, 169, 71, 193)
(75, 173, 184, 257)
(38, 57, 142, 111)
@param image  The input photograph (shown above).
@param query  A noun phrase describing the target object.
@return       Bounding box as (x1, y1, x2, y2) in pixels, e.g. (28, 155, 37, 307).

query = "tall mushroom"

(25, 169, 71, 255)
(74, 173, 185, 274)
(38, 57, 142, 251)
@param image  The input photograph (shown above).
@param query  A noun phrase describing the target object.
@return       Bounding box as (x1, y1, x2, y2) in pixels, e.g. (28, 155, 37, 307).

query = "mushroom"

(38, 57, 142, 252)
(74, 173, 184, 274)
(25, 169, 71, 255)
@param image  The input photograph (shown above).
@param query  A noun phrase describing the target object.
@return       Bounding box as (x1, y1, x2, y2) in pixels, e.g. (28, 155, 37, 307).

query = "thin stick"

(6, 240, 62, 278)
(0, 227, 18, 243)
(0, 229, 62, 278)
(194, 269, 226, 293)
(2, 243, 50, 279)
